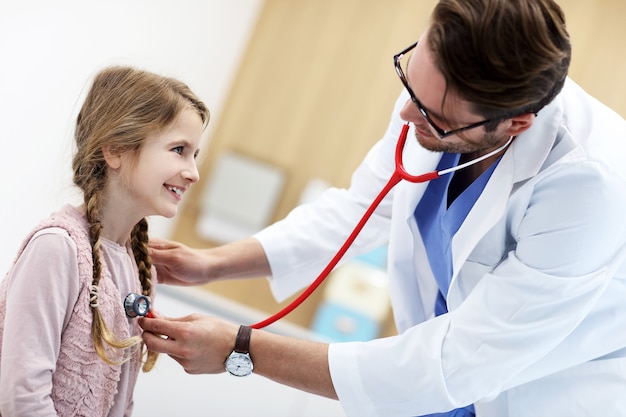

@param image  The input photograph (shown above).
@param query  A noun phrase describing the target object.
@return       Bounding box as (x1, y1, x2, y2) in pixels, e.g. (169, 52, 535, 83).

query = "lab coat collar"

(509, 91, 564, 183)
(400, 88, 565, 221)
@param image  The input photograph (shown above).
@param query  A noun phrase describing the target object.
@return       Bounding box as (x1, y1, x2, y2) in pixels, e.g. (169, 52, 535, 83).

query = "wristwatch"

(225, 325, 254, 377)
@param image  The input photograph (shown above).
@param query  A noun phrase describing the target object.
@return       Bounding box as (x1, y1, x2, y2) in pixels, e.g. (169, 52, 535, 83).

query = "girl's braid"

(86, 182, 142, 365)
(130, 218, 159, 371)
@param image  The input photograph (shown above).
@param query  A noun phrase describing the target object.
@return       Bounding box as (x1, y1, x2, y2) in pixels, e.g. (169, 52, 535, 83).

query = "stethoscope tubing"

(251, 152, 401, 329)
(251, 123, 512, 329)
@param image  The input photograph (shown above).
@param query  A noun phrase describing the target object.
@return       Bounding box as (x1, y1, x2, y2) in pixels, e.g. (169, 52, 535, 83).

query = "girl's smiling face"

(113, 107, 204, 222)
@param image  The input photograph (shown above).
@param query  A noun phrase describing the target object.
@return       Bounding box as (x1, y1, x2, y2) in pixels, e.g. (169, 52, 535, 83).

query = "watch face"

(225, 352, 253, 377)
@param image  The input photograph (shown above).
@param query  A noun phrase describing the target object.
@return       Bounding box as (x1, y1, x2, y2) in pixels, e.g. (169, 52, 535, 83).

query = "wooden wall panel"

(563, 0, 626, 116)
(171, 0, 626, 334)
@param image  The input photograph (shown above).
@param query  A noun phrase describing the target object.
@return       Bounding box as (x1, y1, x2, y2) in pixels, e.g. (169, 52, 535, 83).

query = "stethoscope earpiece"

(124, 293, 152, 318)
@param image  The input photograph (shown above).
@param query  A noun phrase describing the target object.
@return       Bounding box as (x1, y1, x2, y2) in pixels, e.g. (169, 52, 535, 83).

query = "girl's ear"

(505, 112, 535, 137)
(102, 145, 122, 169)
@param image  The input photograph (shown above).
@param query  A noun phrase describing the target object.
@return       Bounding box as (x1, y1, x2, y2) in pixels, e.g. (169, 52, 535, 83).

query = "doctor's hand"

(139, 314, 239, 374)
(148, 237, 272, 286)
(148, 238, 213, 286)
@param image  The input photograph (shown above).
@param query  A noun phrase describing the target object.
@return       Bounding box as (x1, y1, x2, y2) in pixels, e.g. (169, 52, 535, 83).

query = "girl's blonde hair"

(72, 65, 209, 371)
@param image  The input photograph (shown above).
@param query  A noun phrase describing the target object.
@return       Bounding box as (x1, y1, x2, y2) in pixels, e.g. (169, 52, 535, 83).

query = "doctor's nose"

(399, 98, 425, 125)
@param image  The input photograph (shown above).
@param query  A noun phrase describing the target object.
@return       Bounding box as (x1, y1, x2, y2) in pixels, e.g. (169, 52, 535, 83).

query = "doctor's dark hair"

(72, 66, 209, 371)
(428, 0, 571, 128)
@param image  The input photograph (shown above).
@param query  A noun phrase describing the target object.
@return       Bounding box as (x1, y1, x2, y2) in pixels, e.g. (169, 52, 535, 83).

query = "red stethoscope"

(128, 123, 511, 328)
(250, 122, 512, 329)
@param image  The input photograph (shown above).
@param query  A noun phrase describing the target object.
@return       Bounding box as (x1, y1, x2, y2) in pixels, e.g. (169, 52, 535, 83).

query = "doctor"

(140, 0, 626, 415)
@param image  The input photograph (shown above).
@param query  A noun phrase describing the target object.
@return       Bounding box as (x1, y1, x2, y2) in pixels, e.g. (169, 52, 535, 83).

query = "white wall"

(0, 0, 262, 275)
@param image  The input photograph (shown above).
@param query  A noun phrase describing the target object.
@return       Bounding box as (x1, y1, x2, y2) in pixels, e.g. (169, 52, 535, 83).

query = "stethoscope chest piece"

(124, 293, 152, 318)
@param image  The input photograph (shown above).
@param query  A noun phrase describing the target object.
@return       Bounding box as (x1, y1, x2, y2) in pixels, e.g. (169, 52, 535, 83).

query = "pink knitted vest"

(0, 205, 143, 416)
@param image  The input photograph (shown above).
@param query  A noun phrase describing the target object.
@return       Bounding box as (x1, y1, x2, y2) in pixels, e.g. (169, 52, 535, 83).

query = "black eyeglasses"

(394, 42, 503, 139)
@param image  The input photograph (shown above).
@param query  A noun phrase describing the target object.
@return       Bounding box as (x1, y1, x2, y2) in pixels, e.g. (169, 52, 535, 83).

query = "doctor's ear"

(102, 145, 123, 170)
(505, 112, 536, 137)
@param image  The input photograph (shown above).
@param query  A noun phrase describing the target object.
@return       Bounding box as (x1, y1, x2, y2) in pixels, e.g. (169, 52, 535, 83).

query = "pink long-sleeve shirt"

(0, 220, 141, 416)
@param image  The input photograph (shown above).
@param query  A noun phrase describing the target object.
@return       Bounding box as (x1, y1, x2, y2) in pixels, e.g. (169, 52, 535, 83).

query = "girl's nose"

(183, 160, 200, 183)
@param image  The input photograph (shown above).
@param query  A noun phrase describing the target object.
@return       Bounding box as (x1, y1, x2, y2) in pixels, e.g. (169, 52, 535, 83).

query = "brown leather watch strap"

(234, 325, 252, 354)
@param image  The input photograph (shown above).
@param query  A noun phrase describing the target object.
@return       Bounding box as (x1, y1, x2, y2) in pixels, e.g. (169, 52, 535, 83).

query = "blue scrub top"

(414, 153, 500, 417)
(415, 152, 500, 314)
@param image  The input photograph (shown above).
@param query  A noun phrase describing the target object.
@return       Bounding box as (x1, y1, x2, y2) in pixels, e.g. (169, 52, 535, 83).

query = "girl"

(0, 66, 209, 416)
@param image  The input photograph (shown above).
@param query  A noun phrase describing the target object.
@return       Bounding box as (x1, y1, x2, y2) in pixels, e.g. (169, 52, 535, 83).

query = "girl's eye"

(172, 146, 184, 155)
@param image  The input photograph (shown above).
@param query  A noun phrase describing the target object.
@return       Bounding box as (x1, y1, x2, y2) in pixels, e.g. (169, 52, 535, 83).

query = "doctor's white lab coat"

(255, 79, 626, 417)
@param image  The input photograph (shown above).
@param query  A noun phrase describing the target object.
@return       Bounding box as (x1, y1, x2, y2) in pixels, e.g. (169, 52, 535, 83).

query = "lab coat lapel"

(450, 153, 515, 283)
